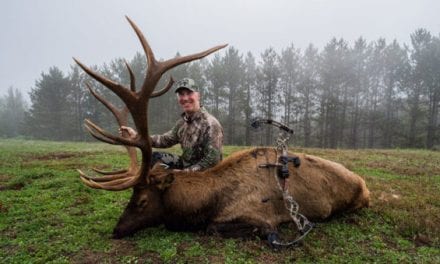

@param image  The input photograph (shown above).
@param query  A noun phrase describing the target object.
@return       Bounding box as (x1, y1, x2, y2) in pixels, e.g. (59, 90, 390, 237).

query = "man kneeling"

(121, 78, 223, 171)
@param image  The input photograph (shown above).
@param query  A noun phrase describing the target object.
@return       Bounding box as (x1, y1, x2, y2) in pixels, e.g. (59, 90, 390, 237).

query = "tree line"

(1, 28, 439, 149)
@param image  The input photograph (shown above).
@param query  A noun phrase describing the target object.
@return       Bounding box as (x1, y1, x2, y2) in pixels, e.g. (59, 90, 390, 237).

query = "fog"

(1, 0, 439, 99)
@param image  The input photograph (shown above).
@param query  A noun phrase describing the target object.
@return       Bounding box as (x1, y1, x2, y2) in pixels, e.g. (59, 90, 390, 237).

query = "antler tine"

(83, 82, 138, 178)
(78, 169, 134, 189)
(151, 76, 174, 98)
(83, 173, 132, 182)
(78, 169, 129, 181)
(74, 58, 134, 105)
(79, 175, 103, 189)
(125, 16, 156, 72)
(85, 124, 119, 145)
(79, 169, 135, 183)
(84, 119, 140, 147)
(85, 82, 123, 120)
(124, 60, 137, 92)
(90, 177, 135, 186)
(161, 44, 228, 74)
(80, 175, 140, 191)
(92, 168, 128, 175)
(83, 119, 139, 178)
(79, 174, 135, 190)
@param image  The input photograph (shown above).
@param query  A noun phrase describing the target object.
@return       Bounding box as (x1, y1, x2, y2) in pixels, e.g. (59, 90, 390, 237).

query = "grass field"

(1, 139, 439, 263)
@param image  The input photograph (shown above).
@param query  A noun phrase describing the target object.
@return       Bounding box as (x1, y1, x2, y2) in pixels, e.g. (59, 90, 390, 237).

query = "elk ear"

(162, 172, 175, 188)
(150, 164, 175, 190)
(155, 173, 174, 190)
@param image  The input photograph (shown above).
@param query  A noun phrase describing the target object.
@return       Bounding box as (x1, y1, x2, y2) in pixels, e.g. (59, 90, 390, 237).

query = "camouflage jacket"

(150, 107, 223, 171)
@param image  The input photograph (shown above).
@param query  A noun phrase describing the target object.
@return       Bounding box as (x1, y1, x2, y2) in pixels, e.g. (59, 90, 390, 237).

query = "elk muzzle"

(113, 186, 164, 238)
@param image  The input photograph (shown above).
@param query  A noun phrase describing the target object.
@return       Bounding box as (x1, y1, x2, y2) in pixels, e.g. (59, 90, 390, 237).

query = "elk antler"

(75, 16, 227, 190)
(76, 81, 138, 185)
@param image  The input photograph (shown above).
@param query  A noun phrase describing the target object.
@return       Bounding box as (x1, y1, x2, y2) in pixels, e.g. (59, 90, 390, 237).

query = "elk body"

(113, 148, 370, 239)
(75, 17, 370, 246)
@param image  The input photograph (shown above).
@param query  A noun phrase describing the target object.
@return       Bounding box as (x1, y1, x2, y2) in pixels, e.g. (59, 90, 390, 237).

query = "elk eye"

(137, 192, 149, 206)
(139, 197, 148, 207)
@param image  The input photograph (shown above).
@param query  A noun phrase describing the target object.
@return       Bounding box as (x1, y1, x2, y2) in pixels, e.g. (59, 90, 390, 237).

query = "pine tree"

(257, 47, 280, 145)
(0, 87, 27, 137)
(243, 52, 257, 145)
(223, 46, 244, 144)
(24, 67, 73, 140)
(278, 44, 301, 144)
(298, 44, 319, 147)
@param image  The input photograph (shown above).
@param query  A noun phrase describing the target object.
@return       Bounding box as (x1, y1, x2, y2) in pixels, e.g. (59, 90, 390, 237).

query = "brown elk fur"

(113, 147, 370, 238)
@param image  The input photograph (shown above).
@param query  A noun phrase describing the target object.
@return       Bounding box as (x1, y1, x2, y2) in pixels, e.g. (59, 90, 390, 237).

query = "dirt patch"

(0, 182, 24, 191)
(23, 152, 79, 162)
(0, 174, 13, 191)
(413, 233, 432, 247)
(1, 227, 17, 239)
(0, 201, 5, 212)
(109, 239, 138, 256)
(71, 249, 109, 264)
(0, 244, 19, 257)
(137, 251, 164, 263)
(72, 195, 92, 207)
(0, 174, 11, 182)
(70, 239, 161, 263)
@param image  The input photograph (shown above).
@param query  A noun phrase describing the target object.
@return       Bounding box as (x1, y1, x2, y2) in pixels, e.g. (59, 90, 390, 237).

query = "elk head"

(75, 16, 227, 191)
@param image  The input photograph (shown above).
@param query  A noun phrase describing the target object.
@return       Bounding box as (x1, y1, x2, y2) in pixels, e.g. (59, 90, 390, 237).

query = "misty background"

(1, 0, 439, 148)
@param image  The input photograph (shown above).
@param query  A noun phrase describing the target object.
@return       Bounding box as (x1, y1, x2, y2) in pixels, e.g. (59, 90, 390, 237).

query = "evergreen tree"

(19, 29, 440, 149)
(380, 40, 409, 147)
(278, 44, 301, 143)
(257, 47, 280, 145)
(365, 38, 387, 148)
(0, 87, 27, 137)
(24, 67, 72, 140)
(223, 46, 244, 144)
(318, 38, 351, 148)
(298, 44, 320, 147)
(410, 31, 440, 148)
(243, 52, 257, 145)
(66, 65, 88, 140)
(349, 37, 371, 148)
(206, 53, 227, 119)
(407, 29, 430, 147)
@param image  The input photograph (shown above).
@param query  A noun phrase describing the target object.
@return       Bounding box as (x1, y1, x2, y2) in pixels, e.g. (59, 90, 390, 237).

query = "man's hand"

(119, 126, 138, 139)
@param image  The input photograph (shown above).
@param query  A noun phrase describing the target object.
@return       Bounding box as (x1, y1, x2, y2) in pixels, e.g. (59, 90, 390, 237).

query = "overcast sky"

(1, 0, 439, 100)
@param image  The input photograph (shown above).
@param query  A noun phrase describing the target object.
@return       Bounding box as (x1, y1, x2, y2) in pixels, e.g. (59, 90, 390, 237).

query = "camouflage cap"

(175, 78, 198, 93)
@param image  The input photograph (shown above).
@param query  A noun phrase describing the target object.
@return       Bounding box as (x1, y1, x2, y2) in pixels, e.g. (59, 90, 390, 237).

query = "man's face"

(177, 89, 200, 114)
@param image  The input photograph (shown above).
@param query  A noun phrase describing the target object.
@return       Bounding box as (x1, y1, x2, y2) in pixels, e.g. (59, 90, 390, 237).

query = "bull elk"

(75, 17, 370, 247)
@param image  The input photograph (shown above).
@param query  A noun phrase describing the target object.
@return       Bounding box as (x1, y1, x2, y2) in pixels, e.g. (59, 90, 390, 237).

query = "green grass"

(1, 139, 439, 263)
